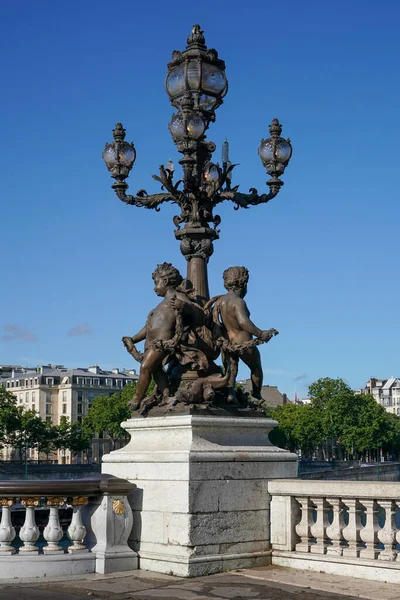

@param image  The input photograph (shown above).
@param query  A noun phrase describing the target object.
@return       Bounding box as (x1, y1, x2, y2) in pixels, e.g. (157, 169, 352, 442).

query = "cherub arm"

(236, 303, 279, 341)
(129, 325, 147, 344)
(236, 303, 264, 338)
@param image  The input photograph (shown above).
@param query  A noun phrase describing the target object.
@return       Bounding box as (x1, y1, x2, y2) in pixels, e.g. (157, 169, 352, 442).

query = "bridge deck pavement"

(0, 567, 399, 600)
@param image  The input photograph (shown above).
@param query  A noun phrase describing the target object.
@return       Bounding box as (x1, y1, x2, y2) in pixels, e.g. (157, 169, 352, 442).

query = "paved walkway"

(0, 567, 399, 600)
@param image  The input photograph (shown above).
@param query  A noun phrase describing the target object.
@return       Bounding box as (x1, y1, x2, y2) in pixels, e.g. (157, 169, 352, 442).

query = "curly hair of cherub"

(222, 266, 249, 290)
(152, 263, 183, 288)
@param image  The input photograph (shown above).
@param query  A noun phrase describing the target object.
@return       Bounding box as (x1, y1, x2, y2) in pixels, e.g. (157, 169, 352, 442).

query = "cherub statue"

(122, 263, 204, 412)
(211, 266, 278, 404)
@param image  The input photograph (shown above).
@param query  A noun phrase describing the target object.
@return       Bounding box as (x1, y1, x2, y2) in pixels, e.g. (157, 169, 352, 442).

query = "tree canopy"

(0, 386, 91, 461)
(269, 377, 400, 461)
(82, 385, 134, 449)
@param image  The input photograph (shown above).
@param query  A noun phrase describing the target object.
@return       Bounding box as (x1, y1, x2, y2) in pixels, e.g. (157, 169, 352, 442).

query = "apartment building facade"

(361, 377, 400, 415)
(1, 364, 138, 463)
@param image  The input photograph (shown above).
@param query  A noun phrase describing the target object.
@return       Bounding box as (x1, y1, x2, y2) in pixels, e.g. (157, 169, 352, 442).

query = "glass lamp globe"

(258, 119, 292, 176)
(102, 123, 136, 180)
(204, 164, 220, 182)
(169, 113, 205, 142)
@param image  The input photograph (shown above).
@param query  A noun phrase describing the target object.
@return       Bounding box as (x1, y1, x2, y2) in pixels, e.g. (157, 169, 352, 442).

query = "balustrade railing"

(269, 479, 400, 584)
(0, 475, 137, 578)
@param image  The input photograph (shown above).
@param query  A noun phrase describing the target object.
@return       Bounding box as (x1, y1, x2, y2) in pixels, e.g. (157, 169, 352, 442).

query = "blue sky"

(1, 0, 399, 399)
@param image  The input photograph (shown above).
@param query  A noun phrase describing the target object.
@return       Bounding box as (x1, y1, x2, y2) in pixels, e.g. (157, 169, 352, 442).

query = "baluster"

(359, 500, 380, 559)
(43, 497, 65, 554)
(326, 497, 345, 556)
(395, 501, 400, 562)
(342, 498, 362, 557)
(377, 500, 397, 560)
(0, 499, 16, 555)
(19, 498, 40, 553)
(67, 496, 88, 553)
(310, 497, 329, 554)
(295, 497, 313, 552)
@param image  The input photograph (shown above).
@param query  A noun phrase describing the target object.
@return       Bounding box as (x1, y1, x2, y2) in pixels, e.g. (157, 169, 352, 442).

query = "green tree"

(37, 420, 59, 461)
(308, 378, 359, 459)
(1, 407, 48, 462)
(55, 416, 92, 458)
(269, 403, 323, 457)
(0, 386, 17, 408)
(83, 392, 131, 450)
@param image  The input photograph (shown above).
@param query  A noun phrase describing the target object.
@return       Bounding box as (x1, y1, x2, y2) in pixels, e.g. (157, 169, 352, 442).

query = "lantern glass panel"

(186, 114, 205, 139)
(199, 94, 218, 110)
(259, 140, 274, 162)
(118, 144, 136, 167)
(166, 65, 185, 97)
(103, 145, 118, 167)
(169, 114, 185, 140)
(275, 139, 292, 163)
(202, 63, 226, 95)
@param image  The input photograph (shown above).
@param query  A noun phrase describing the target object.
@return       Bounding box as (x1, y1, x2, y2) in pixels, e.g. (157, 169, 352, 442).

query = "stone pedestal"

(101, 415, 297, 577)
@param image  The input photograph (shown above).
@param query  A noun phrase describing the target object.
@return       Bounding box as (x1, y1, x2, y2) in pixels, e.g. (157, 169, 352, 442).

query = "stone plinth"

(101, 415, 297, 577)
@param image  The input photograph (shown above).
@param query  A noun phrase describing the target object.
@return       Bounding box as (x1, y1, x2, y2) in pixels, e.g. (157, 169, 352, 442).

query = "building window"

(32, 404, 36, 412)
(62, 391, 67, 402)
(29, 379, 33, 387)
(94, 378, 100, 386)
(77, 404, 83, 415)
(25, 379, 28, 387)
(46, 404, 52, 415)
(106, 378, 113, 387)
(77, 377, 83, 385)
(32, 392, 36, 403)
(25, 392, 29, 402)
(10, 381, 14, 388)
(88, 392, 94, 408)
(47, 378, 54, 386)
(34, 378, 38, 386)
(20, 380, 24, 387)
(19, 396, 23, 404)
(77, 416, 82, 424)
(85, 378, 91, 386)
(78, 391, 83, 403)
(63, 404, 67, 414)
(15, 381, 19, 387)
(46, 392, 52, 403)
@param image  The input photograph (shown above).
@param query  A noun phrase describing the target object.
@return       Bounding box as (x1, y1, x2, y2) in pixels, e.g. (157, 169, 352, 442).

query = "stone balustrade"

(269, 479, 400, 584)
(0, 474, 137, 579)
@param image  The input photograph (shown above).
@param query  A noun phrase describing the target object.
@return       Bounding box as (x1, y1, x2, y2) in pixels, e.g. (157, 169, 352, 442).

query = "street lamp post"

(103, 25, 291, 301)
(103, 25, 292, 414)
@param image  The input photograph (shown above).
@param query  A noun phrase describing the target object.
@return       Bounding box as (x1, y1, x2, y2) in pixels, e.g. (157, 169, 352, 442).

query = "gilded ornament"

(0, 498, 14, 507)
(21, 498, 39, 507)
(72, 496, 89, 506)
(112, 499, 125, 515)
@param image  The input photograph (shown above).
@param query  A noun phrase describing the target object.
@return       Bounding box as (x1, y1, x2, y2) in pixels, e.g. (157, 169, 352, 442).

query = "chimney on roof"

(112, 368, 119, 375)
(88, 365, 100, 374)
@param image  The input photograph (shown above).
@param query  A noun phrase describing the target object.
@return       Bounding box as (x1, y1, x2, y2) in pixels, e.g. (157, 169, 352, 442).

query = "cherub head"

(223, 266, 249, 297)
(152, 263, 183, 297)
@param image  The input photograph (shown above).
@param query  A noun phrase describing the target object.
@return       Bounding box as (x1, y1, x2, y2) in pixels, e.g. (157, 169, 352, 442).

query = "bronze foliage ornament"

(103, 26, 292, 417)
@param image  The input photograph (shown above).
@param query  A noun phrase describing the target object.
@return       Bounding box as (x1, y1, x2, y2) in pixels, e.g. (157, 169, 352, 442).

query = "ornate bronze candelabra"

(103, 25, 292, 416)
